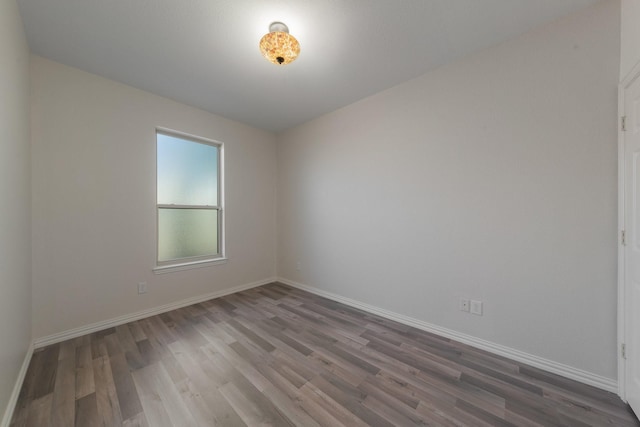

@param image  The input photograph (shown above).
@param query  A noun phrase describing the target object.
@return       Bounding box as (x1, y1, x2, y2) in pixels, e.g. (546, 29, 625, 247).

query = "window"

(156, 129, 224, 269)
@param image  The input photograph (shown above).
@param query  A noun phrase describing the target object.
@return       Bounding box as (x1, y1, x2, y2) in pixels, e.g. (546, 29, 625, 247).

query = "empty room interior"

(3, 0, 640, 425)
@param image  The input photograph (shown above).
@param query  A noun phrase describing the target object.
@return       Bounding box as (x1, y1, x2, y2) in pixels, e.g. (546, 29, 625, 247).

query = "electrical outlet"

(470, 300, 483, 316)
(459, 298, 470, 312)
(138, 282, 148, 294)
(296, 261, 301, 271)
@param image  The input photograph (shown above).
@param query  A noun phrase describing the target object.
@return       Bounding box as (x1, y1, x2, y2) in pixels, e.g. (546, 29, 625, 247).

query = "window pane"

(157, 133, 218, 206)
(158, 208, 218, 262)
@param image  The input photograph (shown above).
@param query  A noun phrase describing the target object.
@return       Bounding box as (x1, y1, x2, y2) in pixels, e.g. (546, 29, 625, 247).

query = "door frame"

(618, 61, 640, 401)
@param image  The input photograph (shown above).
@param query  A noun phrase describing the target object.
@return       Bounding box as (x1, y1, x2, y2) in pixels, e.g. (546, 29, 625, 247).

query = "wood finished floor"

(11, 283, 639, 427)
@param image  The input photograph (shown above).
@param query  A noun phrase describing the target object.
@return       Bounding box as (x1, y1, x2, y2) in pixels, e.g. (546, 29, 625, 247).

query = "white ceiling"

(17, 0, 602, 132)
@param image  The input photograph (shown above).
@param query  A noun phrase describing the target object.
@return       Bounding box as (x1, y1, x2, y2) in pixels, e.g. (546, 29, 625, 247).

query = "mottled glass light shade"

(259, 22, 300, 65)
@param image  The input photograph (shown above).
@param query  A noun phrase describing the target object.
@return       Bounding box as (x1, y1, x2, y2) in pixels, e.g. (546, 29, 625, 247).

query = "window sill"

(153, 257, 227, 274)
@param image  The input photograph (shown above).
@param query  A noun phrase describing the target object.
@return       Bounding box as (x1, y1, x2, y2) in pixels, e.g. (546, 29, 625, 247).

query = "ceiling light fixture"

(259, 22, 300, 65)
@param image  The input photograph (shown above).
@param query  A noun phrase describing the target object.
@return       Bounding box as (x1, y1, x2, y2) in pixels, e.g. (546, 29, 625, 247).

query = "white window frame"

(153, 128, 226, 273)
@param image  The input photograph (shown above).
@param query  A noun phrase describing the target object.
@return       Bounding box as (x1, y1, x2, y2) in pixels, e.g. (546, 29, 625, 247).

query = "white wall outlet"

(470, 300, 483, 316)
(296, 261, 301, 271)
(138, 282, 148, 294)
(459, 298, 470, 312)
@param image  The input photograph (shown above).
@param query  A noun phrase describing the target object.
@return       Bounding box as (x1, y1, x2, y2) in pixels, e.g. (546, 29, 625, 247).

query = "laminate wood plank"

(72, 335, 91, 348)
(74, 393, 99, 427)
(132, 362, 197, 427)
(295, 315, 371, 347)
(300, 301, 369, 331)
(521, 364, 619, 404)
(365, 332, 463, 383)
(417, 368, 508, 417)
(542, 386, 640, 426)
(416, 399, 497, 427)
(226, 318, 276, 353)
(183, 302, 208, 319)
(360, 371, 420, 409)
(116, 324, 146, 371)
(255, 359, 306, 399)
(33, 345, 59, 399)
(92, 355, 123, 427)
(224, 294, 267, 317)
(217, 342, 315, 427)
(269, 314, 305, 333)
(401, 322, 455, 345)
(324, 342, 380, 375)
(456, 398, 518, 427)
(135, 339, 158, 367)
(25, 394, 53, 427)
(170, 319, 210, 352)
(366, 326, 462, 362)
(279, 302, 328, 325)
(199, 345, 243, 385)
(193, 315, 237, 344)
(452, 352, 544, 396)
(212, 345, 319, 425)
(8, 403, 28, 427)
(555, 401, 636, 427)
(261, 382, 323, 427)
(347, 340, 507, 417)
(136, 321, 171, 364)
(269, 359, 308, 389)
(260, 304, 309, 328)
(218, 382, 275, 426)
(147, 315, 180, 345)
(224, 341, 276, 391)
(90, 335, 109, 361)
(51, 356, 75, 426)
(292, 391, 349, 427)
(103, 333, 123, 357)
(505, 396, 567, 427)
(158, 351, 187, 385)
(306, 349, 369, 387)
(128, 322, 147, 342)
(503, 410, 547, 427)
(219, 377, 296, 426)
(74, 344, 95, 399)
(58, 340, 76, 361)
(310, 374, 395, 427)
(271, 348, 322, 383)
(253, 319, 314, 356)
(176, 376, 247, 427)
(167, 340, 247, 426)
(460, 370, 552, 412)
(458, 344, 521, 374)
(299, 382, 369, 427)
(108, 352, 143, 421)
(401, 338, 490, 376)
(129, 365, 173, 427)
(206, 298, 237, 314)
(362, 393, 427, 426)
(350, 340, 462, 399)
(257, 288, 287, 301)
(172, 377, 220, 426)
(359, 376, 455, 426)
(121, 412, 149, 427)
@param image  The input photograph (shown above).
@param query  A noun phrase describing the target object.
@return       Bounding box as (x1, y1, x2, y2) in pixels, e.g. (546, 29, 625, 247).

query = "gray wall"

(31, 56, 278, 339)
(0, 0, 31, 422)
(277, 1, 620, 379)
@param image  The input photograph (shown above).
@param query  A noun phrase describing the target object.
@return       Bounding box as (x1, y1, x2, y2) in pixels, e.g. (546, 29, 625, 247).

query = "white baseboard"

(1, 343, 34, 427)
(34, 277, 276, 349)
(277, 277, 618, 393)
